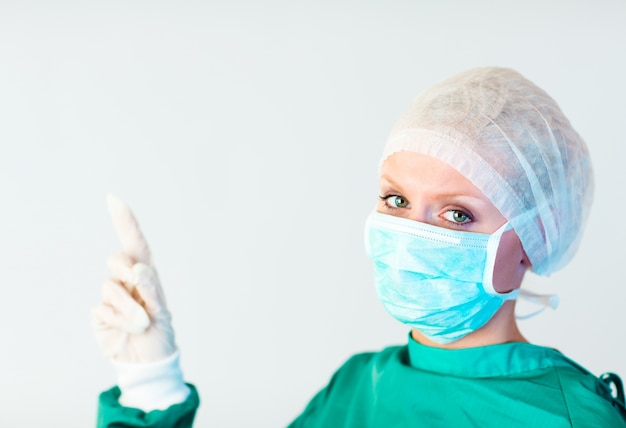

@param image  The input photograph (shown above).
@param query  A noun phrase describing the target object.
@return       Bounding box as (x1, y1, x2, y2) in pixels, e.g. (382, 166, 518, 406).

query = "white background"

(0, 1, 625, 426)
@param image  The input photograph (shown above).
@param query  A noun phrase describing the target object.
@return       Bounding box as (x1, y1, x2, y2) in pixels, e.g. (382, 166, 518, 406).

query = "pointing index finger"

(107, 194, 152, 265)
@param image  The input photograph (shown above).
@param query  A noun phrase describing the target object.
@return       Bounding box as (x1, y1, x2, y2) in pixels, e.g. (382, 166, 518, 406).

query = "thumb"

(98, 279, 151, 334)
(107, 194, 152, 265)
(132, 263, 168, 315)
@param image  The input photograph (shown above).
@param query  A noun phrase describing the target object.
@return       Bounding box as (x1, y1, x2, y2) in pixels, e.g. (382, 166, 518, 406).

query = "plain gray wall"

(0, 1, 624, 426)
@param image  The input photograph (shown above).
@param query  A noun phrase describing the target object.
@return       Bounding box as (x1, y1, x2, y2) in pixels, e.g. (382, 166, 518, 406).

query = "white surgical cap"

(381, 67, 593, 275)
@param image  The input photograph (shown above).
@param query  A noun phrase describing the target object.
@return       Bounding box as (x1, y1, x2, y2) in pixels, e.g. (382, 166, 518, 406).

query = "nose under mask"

(365, 211, 518, 344)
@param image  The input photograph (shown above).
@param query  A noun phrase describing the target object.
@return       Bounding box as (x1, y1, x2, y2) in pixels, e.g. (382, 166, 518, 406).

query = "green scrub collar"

(407, 332, 585, 378)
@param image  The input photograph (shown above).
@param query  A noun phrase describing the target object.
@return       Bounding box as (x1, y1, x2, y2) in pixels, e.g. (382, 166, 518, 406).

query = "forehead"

(380, 151, 487, 199)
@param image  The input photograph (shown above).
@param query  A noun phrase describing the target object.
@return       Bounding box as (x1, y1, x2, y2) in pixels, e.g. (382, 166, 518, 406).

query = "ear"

(493, 229, 530, 293)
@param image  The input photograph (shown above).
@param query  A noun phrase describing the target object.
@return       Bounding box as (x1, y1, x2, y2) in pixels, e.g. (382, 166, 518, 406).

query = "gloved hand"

(92, 195, 190, 411)
(92, 194, 176, 363)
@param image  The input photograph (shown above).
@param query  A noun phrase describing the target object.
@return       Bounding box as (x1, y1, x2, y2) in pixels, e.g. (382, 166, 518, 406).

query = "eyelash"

(442, 209, 474, 226)
(379, 194, 406, 211)
(378, 194, 474, 226)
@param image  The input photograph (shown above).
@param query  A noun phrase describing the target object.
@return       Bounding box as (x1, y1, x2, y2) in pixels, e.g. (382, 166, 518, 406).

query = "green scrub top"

(97, 335, 626, 427)
(289, 334, 626, 427)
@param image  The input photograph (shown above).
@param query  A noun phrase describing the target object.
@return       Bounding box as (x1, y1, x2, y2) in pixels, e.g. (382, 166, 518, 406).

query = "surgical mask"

(364, 211, 519, 344)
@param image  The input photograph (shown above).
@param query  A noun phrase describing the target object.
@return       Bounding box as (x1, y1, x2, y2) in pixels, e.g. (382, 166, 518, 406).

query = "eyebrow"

(379, 175, 486, 202)
(379, 174, 404, 192)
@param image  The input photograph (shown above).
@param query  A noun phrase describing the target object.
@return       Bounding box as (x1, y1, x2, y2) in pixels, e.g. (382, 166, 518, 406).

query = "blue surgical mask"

(364, 211, 518, 344)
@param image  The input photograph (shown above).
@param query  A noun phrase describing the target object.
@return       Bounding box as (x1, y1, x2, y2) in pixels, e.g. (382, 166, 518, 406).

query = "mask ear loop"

(515, 289, 559, 320)
(485, 209, 541, 300)
(483, 222, 519, 300)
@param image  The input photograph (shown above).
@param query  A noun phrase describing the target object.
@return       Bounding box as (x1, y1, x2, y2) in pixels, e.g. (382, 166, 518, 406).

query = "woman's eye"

(383, 195, 409, 208)
(442, 210, 471, 224)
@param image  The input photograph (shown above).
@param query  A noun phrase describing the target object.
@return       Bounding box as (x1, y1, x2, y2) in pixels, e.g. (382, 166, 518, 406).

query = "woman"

(93, 67, 626, 427)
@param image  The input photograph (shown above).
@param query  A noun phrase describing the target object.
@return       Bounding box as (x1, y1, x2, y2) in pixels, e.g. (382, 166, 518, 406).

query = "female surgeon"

(92, 67, 626, 427)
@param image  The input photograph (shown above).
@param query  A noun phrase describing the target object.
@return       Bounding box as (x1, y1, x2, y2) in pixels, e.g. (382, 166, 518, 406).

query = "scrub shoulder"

(288, 342, 626, 428)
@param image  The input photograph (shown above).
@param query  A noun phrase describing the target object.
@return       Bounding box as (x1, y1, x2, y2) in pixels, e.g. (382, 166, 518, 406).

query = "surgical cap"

(381, 67, 593, 275)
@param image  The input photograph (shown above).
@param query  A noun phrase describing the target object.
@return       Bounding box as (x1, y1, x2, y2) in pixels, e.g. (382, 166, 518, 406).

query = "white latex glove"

(92, 194, 176, 363)
(92, 195, 190, 411)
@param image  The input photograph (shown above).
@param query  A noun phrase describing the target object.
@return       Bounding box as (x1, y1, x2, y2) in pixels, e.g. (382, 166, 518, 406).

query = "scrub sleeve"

(97, 384, 199, 428)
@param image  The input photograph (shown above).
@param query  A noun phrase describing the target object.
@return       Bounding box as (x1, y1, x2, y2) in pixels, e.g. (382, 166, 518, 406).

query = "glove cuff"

(112, 351, 191, 411)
